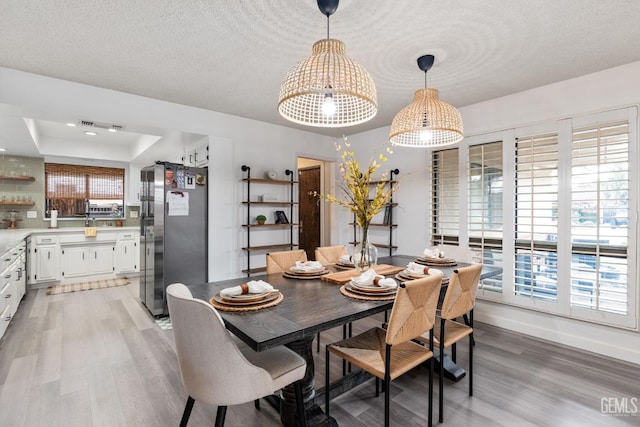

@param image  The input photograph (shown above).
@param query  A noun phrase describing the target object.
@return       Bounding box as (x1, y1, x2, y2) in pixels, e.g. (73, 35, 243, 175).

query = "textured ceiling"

(2, 0, 640, 143)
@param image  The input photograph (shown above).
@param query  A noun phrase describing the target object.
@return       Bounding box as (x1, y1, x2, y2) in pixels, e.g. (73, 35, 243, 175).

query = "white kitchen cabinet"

(183, 143, 209, 167)
(34, 245, 61, 283)
(62, 245, 114, 278)
(0, 240, 27, 340)
(61, 246, 89, 278)
(115, 235, 138, 274)
(90, 245, 115, 275)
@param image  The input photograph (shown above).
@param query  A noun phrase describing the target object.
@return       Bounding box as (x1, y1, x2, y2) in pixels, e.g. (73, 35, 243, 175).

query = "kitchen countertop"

(0, 226, 139, 254)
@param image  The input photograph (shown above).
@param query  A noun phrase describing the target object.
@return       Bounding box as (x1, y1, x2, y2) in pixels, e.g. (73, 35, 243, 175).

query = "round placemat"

(282, 270, 330, 280)
(209, 292, 283, 312)
(339, 285, 397, 301)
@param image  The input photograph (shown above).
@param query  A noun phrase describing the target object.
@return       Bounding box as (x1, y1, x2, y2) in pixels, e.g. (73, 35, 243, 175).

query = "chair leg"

(439, 319, 445, 423)
(214, 406, 227, 427)
(384, 345, 391, 427)
(325, 346, 330, 419)
(180, 396, 195, 427)
(428, 329, 434, 427)
(316, 332, 320, 353)
(452, 342, 457, 363)
(254, 399, 260, 409)
(469, 331, 474, 397)
(294, 380, 307, 427)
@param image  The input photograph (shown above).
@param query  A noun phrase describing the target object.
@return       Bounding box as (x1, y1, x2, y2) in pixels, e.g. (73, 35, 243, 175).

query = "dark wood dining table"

(187, 255, 501, 426)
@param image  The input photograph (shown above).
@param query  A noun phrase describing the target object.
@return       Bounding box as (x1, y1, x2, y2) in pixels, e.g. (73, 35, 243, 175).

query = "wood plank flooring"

(1, 279, 639, 426)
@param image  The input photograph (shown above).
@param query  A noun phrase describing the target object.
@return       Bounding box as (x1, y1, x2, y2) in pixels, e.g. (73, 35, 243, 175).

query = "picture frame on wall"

(275, 210, 289, 224)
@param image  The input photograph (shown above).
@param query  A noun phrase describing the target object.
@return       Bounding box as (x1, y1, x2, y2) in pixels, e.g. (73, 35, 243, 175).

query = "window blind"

(45, 164, 125, 216)
(431, 148, 459, 246)
(513, 132, 559, 301)
(571, 121, 629, 315)
(468, 142, 503, 292)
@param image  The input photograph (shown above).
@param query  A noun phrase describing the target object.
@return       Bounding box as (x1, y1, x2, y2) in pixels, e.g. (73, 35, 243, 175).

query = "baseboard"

(475, 300, 640, 366)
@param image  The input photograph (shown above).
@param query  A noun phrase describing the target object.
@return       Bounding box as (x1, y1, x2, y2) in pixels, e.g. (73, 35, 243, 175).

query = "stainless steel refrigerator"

(139, 162, 208, 316)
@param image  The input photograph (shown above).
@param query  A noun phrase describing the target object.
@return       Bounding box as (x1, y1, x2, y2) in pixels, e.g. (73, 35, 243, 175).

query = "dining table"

(187, 255, 501, 427)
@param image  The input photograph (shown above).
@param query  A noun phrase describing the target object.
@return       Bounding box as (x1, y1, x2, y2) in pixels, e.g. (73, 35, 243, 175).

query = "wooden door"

(298, 166, 321, 260)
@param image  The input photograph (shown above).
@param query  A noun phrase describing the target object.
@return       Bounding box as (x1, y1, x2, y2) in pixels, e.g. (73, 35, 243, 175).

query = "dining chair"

(166, 283, 307, 427)
(325, 274, 442, 427)
(314, 245, 348, 265)
(417, 263, 482, 423)
(313, 245, 350, 353)
(266, 249, 307, 274)
(438, 244, 474, 263)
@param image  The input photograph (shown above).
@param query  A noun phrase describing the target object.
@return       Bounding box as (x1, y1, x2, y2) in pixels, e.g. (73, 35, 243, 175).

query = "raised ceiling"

(2, 0, 640, 145)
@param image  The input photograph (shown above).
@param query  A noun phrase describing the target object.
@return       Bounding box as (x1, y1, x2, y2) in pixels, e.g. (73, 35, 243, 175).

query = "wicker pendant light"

(278, 0, 377, 128)
(389, 55, 463, 147)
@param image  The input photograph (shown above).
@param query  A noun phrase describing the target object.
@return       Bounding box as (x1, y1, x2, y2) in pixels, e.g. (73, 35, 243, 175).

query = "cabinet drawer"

(36, 235, 59, 245)
(117, 232, 137, 241)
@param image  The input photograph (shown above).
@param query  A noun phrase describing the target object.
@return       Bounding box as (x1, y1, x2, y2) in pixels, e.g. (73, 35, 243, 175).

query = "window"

(570, 121, 629, 316)
(514, 132, 559, 301)
(431, 148, 459, 246)
(45, 164, 125, 218)
(469, 142, 503, 292)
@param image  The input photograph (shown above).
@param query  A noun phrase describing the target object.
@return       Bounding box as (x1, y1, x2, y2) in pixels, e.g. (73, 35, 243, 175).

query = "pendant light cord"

(326, 14, 330, 39)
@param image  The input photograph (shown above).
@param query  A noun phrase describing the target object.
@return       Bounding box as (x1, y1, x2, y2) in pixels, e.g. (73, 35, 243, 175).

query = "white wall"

(0, 67, 337, 281)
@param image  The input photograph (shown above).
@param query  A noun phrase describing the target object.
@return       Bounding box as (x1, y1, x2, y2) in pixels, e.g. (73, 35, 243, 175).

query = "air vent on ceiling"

(78, 120, 125, 131)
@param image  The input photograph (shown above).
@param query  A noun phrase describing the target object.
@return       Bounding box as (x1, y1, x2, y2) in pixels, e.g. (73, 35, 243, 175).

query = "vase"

(353, 224, 378, 271)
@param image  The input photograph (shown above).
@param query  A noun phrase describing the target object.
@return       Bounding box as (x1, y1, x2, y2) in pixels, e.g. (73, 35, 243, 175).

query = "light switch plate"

(27, 210, 37, 219)
(129, 210, 138, 218)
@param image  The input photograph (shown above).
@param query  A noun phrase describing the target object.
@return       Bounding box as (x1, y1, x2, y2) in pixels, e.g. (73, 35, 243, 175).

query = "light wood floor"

(1, 278, 638, 426)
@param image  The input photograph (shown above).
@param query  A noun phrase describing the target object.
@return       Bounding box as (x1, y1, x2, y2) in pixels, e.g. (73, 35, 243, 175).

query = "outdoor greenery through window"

(45, 164, 125, 218)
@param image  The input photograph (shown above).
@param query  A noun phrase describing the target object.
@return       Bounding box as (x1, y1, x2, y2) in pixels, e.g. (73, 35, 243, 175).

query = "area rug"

(46, 277, 130, 295)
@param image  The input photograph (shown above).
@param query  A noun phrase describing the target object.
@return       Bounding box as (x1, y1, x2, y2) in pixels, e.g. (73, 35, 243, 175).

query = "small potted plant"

(256, 214, 267, 225)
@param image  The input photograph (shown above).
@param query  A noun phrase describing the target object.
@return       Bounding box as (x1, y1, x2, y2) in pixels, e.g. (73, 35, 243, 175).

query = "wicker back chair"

(265, 250, 307, 274)
(326, 274, 443, 427)
(418, 263, 482, 423)
(314, 245, 348, 265)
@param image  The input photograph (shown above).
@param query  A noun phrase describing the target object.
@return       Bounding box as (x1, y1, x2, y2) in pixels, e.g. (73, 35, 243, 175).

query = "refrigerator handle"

(140, 212, 145, 236)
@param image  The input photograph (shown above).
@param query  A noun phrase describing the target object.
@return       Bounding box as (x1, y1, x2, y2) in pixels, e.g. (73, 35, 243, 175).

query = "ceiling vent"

(78, 120, 125, 131)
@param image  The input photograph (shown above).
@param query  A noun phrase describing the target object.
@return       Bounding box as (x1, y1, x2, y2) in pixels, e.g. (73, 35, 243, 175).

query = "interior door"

(298, 166, 321, 260)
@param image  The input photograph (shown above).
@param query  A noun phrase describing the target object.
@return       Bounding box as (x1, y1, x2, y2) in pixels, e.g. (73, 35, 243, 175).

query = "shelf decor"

(313, 136, 397, 271)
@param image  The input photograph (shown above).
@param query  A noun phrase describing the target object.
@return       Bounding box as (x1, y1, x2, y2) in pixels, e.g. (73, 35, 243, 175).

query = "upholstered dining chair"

(325, 274, 442, 427)
(438, 244, 474, 263)
(266, 249, 307, 274)
(314, 245, 348, 265)
(166, 283, 307, 427)
(417, 263, 482, 423)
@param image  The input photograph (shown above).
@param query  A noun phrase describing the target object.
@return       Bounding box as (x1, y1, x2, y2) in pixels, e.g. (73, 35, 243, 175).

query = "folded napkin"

(352, 269, 397, 289)
(406, 262, 429, 275)
(220, 280, 274, 297)
(422, 247, 444, 259)
(339, 255, 354, 264)
(291, 260, 323, 272)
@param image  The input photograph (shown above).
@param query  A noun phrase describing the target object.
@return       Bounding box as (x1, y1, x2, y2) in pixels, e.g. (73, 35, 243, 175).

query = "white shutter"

(469, 142, 503, 292)
(513, 132, 559, 302)
(570, 120, 629, 316)
(431, 149, 459, 245)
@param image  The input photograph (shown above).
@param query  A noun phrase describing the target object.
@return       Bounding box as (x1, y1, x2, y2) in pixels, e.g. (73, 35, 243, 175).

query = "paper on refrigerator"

(167, 191, 189, 216)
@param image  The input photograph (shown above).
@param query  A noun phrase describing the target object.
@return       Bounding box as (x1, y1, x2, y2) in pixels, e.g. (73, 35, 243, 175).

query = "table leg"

(279, 336, 338, 427)
(433, 349, 466, 382)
